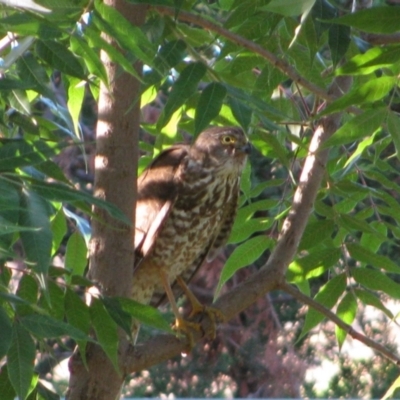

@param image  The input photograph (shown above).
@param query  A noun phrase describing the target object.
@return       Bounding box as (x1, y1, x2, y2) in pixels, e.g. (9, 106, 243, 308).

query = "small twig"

(279, 281, 400, 366)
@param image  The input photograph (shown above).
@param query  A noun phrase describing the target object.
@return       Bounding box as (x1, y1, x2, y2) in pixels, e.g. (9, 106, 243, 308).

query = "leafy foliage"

(1, 0, 400, 398)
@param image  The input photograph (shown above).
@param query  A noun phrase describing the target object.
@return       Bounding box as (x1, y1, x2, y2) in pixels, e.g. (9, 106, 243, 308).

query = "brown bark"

(66, 1, 146, 399)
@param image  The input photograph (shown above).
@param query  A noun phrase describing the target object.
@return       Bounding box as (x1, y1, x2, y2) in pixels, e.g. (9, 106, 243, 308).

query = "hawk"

(133, 126, 250, 339)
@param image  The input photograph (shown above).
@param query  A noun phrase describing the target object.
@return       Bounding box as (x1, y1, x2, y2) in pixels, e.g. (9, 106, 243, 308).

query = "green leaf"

(20, 314, 90, 340)
(26, 178, 130, 226)
(67, 77, 86, 138)
(0, 306, 12, 359)
(320, 77, 395, 117)
(90, 298, 119, 371)
(0, 139, 58, 171)
(7, 324, 35, 400)
(354, 288, 393, 320)
(347, 242, 400, 274)
(262, 0, 316, 17)
(35, 160, 72, 184)
(16, 274, 38, 317)
(336, 46, 400, 76)
(144, 40, 187, 86)
(387, 111, 400, 161)
(40, 280, 65, 320)
(215, 235, 272, 298)
(360, 221, 387, 254)
(299, 219, 335, 251)
(9, 89, 30, 115)
(0, 178, 21, 249)
(328, 24, 350, 68)
(84, 25, 142, 81)
(64, 231, 87, 277)
(299, 273, 346, 340)
(93, 0, 156, 66)
(65, 289, 90, 335)
(19, 189, 52, 275)
(330, 6, 400, 34)
(36, 39, 86, 79)
(16, 52, 52, 99)
(229, 217, 274, 244)
(252, 130, 290, 167)
(339, 213, 386, 238)
(36, 381, 60, 400)
(50, 208, 67, 256)
(239, 160, 251, 197)
(159, 62, 207, 128)
(352, 268, 400, 299)
(118, 297, 172, 332)
(335, 291, 357, 349)
(194, 83, 227, 135)
(227, 96, 252, 130)
(0, 365, 16, 400)
(65, 288, 90, 366)
(102, 297, 133, 338)
(70, 35, 108, 85)
(322, 107, 386, 148)
(236, 199, 277, 224)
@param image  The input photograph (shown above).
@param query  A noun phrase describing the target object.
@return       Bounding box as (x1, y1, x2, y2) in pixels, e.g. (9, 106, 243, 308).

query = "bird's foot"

(176, 276, 225, 340)
(172, 317, 202, 352)
(188, 304, 225, 340)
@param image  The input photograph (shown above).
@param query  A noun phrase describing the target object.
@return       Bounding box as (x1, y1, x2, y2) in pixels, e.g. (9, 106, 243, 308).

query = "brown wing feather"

(134, 145, 189, 267)
(150, 179, 240, 307)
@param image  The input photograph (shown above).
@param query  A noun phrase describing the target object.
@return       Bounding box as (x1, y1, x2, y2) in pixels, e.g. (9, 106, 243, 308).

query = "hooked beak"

(240, 142, 252, 155)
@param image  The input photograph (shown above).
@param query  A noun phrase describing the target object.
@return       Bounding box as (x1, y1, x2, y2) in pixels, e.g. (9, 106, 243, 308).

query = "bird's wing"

(134, 145, 189, 266)
(150, 179, 241, 308)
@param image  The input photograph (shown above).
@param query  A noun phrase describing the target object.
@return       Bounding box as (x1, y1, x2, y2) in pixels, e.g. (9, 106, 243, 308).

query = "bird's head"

(192, 126, 251, 173)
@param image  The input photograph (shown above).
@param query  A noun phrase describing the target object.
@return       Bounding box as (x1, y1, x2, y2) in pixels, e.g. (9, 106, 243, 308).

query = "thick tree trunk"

(66, 2, 146, 399)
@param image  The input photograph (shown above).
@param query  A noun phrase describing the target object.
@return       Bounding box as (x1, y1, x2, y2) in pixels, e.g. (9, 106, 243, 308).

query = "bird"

(133, 126, 251, 342)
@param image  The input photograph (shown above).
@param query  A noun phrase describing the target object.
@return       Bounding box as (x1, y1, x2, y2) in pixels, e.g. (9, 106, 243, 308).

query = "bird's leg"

(176, 276, 225, 339)
(160, 271, 200, 349)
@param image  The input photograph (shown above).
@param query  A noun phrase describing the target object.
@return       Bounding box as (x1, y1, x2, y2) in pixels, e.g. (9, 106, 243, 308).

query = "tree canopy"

(1, 0, 400, 398)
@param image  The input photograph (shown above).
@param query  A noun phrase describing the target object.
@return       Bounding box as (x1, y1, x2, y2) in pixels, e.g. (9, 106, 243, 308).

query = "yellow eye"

(220, 135, 236, 145)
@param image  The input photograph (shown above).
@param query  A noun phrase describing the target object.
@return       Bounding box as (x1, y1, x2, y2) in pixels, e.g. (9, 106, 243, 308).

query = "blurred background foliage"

(1, 0, 400, 398)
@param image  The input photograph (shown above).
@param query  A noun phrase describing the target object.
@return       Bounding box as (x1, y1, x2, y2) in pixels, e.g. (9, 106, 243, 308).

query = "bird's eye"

(220, 135, 236, 145)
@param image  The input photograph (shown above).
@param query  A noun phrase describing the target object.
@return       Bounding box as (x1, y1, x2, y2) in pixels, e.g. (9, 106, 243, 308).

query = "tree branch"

(153, 6, 332, 101)
(279, 281, 400, 366)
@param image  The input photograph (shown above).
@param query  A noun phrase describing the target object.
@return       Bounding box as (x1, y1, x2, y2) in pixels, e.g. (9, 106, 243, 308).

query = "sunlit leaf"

(335, 291, 357, 349)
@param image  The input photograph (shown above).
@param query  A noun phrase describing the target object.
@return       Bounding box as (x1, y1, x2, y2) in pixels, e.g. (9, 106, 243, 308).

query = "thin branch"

(279, 281, 400, 366)
(154, 6, 332, 101)
(363, 33, 400, 45)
